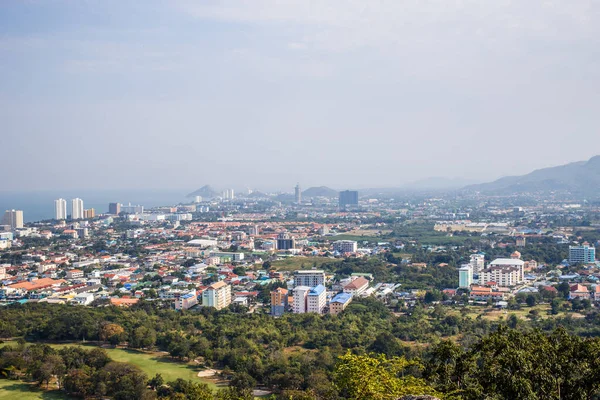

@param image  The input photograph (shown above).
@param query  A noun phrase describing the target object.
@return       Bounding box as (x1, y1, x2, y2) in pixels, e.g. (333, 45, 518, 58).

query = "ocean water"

(0, 189, 190, 223)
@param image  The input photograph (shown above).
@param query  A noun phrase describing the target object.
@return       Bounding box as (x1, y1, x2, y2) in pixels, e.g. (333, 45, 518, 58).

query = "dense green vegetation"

(5, 299, 600, 398)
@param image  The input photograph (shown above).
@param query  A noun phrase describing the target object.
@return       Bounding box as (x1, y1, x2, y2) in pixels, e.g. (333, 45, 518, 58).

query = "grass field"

(270, 256, 341, 271)
(0, 342, 220, 391)
(0, 380, 67, 400)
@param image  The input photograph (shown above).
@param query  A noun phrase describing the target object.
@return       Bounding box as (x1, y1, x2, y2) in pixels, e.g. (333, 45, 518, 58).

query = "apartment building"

(202, 281, 232, 310)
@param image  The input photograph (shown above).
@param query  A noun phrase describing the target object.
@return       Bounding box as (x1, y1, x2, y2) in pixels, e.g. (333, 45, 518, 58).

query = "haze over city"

(2, 0, 600, 192)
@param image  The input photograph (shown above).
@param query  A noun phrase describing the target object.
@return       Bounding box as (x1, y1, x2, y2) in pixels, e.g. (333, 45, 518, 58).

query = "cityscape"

(3, 1, 600, 399)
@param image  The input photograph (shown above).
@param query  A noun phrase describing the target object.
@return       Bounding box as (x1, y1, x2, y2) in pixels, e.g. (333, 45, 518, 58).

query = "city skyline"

(2, 1, 600, 191)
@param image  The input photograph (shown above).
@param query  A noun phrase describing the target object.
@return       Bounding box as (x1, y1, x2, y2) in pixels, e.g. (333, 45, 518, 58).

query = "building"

(121, 203, 144, 214)
(307, 285, 327, 314)
(71, 198, 84, 220)
(330, 292, 353, 315)
(293, 286, 310, 313)
(333, 240, 358, 254)
(270, 287, 288, 316)
(84, 209, 95, 219)
(343, 277, 369, 296)
(277, 233, 295, 250)
(569, 284, 590, 300)
(489, 258, 525, 282)
(202, 281, 232, 310)
(339, 190, 359, 208)
(459, 264, 473, 288)
(295, 183, 302, 204)
(516, 236, 526, 247)
(479, 266, 522, 287)
(73, 292, 95, 306)
(469, 254, 485, 274)
(294, 270, 325, 288)
(66, 269, 84, 279)
(176, 290, 198, 310)
(109, 202, 121, 215)
(55, 199, 67, 220)
(3, 210, 23, 230)
(210, 251, 244, 262)
(569, 244, 596, 264)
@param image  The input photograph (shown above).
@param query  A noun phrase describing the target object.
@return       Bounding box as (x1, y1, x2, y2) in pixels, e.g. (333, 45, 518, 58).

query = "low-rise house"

(329, 292, 352, 315)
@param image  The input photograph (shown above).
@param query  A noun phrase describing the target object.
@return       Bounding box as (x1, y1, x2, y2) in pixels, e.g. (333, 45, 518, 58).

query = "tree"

(333, 352, 439, 400)
(526, 295, 537, 307)
(149, 373, 164, 390)
(99, 323, 126, 345)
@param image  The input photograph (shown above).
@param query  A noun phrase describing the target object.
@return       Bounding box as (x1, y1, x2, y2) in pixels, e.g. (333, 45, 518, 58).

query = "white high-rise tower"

(54, 198, 67, 220)
(71, 198, 84, 220)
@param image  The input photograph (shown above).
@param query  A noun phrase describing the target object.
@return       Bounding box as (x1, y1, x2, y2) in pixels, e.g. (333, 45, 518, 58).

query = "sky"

(1, 0, 599, 192)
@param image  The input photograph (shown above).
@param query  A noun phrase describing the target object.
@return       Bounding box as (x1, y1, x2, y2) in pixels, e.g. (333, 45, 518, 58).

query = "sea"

(0, 189, 190, 223)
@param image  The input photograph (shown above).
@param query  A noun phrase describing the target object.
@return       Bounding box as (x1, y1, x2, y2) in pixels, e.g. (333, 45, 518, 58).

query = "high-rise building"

(54, 199, 67, 220)
(3, 210, 24, 230)
(569, 244, 596, 264)
(109, 203, 121, 215)
(469, 254, 485, 274)
(202, 281, 232, 310)
(459, 264, 473, 288)
(307, 285, 327, 314)
(516, 236, 526, 247)
(277, 232, 295, 250)
(270, 287, 288, 316)
(293, 286, 310, 313)
(71, 198, 84, 220)
(339, 190, 359, 208)
(84, 209, 95, 219)
(295, 183, 302, 204)
(293, 270, 325, 288)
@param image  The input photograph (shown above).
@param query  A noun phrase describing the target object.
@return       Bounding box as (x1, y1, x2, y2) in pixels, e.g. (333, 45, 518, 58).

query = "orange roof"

(209, 281, 228, 290)
(9, 278, 65, 291)
(110, 298, 139, 307)
(344, 277, 369, 290)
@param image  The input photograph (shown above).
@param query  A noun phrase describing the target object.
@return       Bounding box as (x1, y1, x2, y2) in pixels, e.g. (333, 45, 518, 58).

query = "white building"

(176, 290, 198, 310)
(479, 266, 521, 287)
(489, 258, 525, 282)
(3, 210, 24, 230)
(293, 286, 310, 313)
(469, 254, 485, 274)
(55, 199, 67, 220)
(202, 281, 232, 310)
(343, 277, 369, 296)
(73, 292, 95, 306)
(294, 270, 325, 288)
(121, 203, 144, 214)
(71, 198, 84, 220)
(459, 264, 473, 288)
(333, 240, 358, 253)
(306, 285, 327, 314)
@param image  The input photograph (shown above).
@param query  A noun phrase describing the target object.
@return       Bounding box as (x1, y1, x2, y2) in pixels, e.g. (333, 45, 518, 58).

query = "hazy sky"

(2, 0, 599, 192)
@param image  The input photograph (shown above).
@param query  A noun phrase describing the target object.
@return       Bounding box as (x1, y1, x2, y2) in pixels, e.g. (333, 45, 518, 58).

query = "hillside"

(464, 155, 600, 196)
(186, 185, 219, 198)
(302, 186, 338, 198)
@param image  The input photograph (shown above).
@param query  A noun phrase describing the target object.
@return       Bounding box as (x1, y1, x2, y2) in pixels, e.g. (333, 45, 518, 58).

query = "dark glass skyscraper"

(339, 190, 358, 208)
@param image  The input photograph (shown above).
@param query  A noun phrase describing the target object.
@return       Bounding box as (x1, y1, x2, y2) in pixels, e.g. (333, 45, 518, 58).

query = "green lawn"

(0, 342, 219, 391)
(0, 380, 67, 400)
(270, 256, 340, 271)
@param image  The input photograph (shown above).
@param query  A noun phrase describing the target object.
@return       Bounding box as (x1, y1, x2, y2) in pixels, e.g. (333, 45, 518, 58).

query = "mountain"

(302, 186, 338, 198)
(403, 177, 479, 190)
(464, 156, 600, 196)
(186, 185, 219, 198)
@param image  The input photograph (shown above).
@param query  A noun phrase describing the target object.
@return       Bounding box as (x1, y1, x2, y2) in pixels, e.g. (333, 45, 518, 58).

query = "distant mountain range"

(463, 156, 600, 196)
(302, 186, 338, 198)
